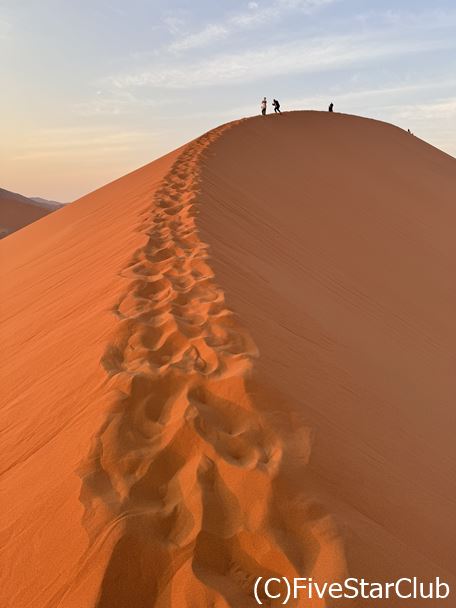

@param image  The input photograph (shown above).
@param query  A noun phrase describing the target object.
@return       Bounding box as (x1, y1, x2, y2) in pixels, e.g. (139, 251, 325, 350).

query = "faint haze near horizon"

(1, 0, 455, 201)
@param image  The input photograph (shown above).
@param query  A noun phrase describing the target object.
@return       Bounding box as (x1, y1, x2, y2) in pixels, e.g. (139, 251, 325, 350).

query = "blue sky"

(1, 0, 455, 201)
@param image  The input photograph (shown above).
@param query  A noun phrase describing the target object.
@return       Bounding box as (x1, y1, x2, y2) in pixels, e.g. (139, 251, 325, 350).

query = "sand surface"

(1, 112, 455, 607)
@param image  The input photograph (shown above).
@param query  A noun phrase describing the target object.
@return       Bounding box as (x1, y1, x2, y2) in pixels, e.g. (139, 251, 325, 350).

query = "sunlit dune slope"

(1, 111, 455, 608)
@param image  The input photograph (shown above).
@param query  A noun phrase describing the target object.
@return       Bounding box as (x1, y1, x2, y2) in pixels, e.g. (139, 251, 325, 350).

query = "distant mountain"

(0, 188, 63, 238)
(30, 196, 64, 209)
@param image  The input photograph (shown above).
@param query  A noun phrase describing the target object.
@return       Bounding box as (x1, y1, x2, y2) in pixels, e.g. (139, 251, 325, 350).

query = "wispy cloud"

(162, 12, 187, 35)
(110, 32, 454, 90)
(354, 6, 456, 29)
(229, 3, 278, 28)
(169, 24, 229, 52)
(166, 0, 337, 52)
(277, 0, 336, 10)
(73, 90, 153, 116)
(13, 127, 152, 160)
(390, 97, 456, 120)
(231, 0, 337, 26)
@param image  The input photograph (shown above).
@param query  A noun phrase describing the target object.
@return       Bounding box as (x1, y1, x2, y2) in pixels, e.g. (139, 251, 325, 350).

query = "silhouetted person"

(272, 99, 281, 113)
(261, 97, 267, 115)
(328, 102, 334, 112)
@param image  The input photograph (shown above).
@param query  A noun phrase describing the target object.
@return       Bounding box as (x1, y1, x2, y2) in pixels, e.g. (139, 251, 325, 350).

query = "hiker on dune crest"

(261, 97, 267, 115)
(272, 99, 281, 113)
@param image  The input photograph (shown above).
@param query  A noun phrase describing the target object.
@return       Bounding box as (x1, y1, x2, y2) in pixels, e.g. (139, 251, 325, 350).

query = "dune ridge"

(66, 122, 346, 607)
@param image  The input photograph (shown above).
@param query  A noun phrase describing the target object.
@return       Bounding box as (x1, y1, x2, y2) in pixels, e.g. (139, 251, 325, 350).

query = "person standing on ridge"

(261, 97, 267, 115)
(328, 102, 334, 112)
(272, 99, 281, 113)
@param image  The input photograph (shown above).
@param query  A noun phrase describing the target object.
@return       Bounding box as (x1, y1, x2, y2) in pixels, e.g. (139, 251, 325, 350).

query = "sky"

(1, 0, 455, 202)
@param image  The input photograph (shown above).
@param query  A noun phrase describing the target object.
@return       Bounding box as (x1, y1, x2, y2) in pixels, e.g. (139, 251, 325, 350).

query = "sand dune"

(1, 112, 455, 607)
(0, 188, 62, 238)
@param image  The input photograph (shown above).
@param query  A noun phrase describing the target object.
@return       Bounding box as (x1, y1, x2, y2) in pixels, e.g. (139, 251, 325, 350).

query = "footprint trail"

(77, 123, 345, 608)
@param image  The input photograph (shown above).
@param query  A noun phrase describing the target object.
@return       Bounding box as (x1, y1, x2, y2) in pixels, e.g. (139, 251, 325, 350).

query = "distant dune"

(1, 112, 455, 607)
(30, 196, 64, 209)
(0, 187, 62, 238)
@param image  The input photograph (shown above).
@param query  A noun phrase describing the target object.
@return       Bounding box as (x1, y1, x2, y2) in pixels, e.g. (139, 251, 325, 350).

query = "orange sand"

(1, 112, 455, 607)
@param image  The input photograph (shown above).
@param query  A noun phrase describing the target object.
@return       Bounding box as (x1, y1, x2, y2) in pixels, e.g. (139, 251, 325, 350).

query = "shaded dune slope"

(197, 112, 456, 604)
(1, 112, 455, 608)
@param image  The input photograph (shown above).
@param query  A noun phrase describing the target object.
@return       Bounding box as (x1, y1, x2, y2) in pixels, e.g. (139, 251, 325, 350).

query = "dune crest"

(70, 123, 346, 607)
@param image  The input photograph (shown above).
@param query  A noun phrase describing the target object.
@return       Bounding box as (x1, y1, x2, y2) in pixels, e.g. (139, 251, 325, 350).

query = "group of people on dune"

(260, 97, 334, 115)
(260, 97, 281, 114)
(259, 98, 417, 136)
